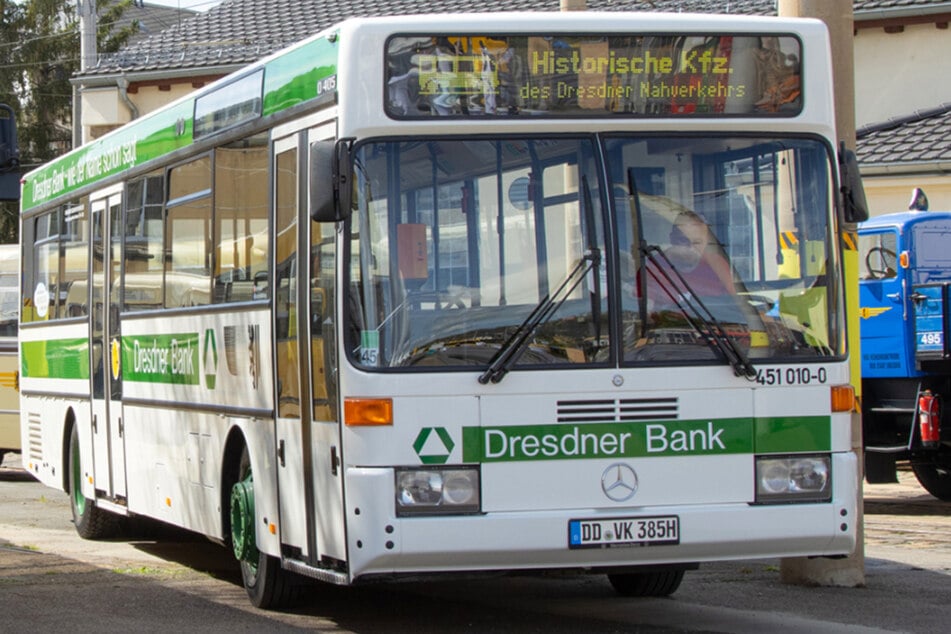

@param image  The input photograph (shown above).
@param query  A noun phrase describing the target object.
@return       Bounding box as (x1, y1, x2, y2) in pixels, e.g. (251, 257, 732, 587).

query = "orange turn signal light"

(831, 384, 855, 413)
(345, 397, 393, 426)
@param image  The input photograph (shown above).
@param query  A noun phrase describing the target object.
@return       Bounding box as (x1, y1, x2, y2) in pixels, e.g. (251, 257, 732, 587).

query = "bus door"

(859, 228, 910, 378)
(272, 122, 345, 566)
(89, 188, 126, 500)
(307, 123, 344, 563)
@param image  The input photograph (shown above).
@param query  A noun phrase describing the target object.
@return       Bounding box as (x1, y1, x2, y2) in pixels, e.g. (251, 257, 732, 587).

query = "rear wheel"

(911, 459, 951, 501)
(68, 425, 117, 539)
(608, 569, 685, 597)
(230, 445, 301, 608)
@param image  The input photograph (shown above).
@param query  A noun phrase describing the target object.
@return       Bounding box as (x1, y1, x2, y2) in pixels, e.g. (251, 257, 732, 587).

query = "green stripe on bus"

(753, 416, 831, 453)
(262, 35, 339, 116)
(20, 338, 90, 380)
(462, 418, 754, 463)
(461, 415, 831, 463)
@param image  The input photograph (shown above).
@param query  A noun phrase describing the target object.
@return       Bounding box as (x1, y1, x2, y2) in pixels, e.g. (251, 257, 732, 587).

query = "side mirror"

(839, 142, 869, 225)
(310, 138, 353, 222)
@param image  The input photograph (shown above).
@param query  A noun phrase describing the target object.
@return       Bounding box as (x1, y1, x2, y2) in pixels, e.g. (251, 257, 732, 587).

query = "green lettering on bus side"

(22, 101, 194, 210)
(122, 333, 201, 386)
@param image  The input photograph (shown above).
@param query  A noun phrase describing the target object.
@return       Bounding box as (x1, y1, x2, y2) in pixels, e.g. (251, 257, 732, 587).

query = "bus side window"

(167, 157, 212, 308)
(214, 134, 269, 304)
(123, 173, 165, 311)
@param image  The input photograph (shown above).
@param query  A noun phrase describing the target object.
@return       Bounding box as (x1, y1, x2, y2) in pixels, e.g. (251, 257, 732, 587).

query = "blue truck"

(859, 208, 951, 498)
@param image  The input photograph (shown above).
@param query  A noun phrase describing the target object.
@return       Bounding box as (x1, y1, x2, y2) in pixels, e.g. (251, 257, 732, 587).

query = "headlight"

(755, 455, 831, 503)
(395, 467, 481, 516)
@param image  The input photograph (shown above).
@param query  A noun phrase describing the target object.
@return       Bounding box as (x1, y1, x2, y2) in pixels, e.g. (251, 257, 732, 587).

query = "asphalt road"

(2, 451, 950, 633)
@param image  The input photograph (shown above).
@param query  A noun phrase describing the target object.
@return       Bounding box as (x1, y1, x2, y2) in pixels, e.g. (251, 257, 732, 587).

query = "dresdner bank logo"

(461, 419, 752, 463)
(124, 333, 200, 386)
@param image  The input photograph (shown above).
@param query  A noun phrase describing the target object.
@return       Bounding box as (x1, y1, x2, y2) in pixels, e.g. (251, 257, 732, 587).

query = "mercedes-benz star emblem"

(601, 463, 638, 502)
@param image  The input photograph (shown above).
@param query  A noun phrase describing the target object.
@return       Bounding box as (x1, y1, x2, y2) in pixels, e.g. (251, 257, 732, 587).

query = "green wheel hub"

(230, 473, 258, 563)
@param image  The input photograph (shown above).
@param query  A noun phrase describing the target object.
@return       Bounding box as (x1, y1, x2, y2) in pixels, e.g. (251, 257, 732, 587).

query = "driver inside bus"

(626, 209, 760, 362)
(642, 210, 737, 310)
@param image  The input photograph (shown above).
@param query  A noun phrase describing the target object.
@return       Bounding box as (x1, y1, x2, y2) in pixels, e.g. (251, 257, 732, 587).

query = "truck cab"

(859, 210, 951, 498)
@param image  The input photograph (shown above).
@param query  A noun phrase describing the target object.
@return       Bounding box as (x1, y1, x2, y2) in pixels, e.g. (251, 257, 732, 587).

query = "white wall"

(862, 173, 951, 217)
(81, 82, 203, 142)
(854, 23, 951, 128)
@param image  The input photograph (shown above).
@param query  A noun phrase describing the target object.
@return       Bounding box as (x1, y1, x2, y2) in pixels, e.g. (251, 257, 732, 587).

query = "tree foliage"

(0, 0, 138, 242)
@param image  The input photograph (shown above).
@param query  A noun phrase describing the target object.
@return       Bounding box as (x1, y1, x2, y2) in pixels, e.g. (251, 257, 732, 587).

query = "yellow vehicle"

(0, 244, 19, 464)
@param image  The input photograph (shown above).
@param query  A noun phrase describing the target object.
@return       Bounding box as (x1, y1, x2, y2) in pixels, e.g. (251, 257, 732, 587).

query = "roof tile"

(857, 104, 951, 166)
(85, 0, 951, 170)
(84, 0, 777, 75)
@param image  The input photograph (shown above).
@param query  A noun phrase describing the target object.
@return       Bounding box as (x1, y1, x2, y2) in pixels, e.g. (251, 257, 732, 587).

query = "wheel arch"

(59, 407, 78, 493)
(220, 426, 249, 545)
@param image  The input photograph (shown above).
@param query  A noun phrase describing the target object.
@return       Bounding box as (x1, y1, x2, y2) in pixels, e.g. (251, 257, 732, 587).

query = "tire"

(68, 425, 117, 540)
(608, 569, 686, 597)
(911, 461, 951, 501)
(230, 445, 302, 609)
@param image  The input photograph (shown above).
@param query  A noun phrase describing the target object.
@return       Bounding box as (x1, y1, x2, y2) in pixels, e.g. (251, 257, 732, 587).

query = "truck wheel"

(911, 461, 951, 501)
(608, 569, 685, 597)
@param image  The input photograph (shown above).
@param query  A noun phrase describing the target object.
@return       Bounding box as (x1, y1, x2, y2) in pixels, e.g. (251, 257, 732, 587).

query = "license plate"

(568, 515, 680, 549)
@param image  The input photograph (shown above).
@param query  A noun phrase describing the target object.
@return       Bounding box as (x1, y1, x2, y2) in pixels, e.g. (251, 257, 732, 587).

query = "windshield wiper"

(641, 244, 757, 380)
(478, 249, 600, 384)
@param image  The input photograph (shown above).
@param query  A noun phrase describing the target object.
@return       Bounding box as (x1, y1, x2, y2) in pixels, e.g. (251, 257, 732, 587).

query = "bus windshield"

(347, 134, 840, 372)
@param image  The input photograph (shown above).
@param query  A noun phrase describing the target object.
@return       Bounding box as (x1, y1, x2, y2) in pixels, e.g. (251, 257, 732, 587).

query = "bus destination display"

(385, 33, 802, 118)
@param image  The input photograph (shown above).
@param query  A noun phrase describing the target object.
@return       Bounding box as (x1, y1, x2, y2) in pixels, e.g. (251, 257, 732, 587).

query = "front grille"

(557, 398, 678, 423)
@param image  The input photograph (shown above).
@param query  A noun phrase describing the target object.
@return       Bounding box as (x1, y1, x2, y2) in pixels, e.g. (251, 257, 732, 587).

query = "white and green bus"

(19, 12, 865, 608)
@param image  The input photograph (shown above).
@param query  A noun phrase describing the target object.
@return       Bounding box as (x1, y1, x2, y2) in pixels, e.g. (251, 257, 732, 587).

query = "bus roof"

(21, 11, 831, 214)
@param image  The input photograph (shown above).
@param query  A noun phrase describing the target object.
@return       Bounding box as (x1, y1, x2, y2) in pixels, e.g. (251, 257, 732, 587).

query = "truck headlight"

(755, 455, 831, 503)
(395, 467, 481, 516)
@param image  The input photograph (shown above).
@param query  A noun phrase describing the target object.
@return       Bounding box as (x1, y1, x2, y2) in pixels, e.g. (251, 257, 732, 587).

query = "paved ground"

(2, 451, 950, 633)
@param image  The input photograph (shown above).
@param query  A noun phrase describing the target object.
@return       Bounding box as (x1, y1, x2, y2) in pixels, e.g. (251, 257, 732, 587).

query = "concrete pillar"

(778, 0, 866, 588)
(560, 0, 586, 10)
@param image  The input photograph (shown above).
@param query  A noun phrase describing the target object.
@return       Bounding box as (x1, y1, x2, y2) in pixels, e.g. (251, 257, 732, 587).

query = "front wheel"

(68, 425, 117, 539)
(911, 460, 951, 501)
(230, 445, 302, 608)
(608, 569, 685, 597)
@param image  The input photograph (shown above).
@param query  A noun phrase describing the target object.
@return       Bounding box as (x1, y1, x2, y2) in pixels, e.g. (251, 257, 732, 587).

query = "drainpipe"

(117, 75, 139, 121)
